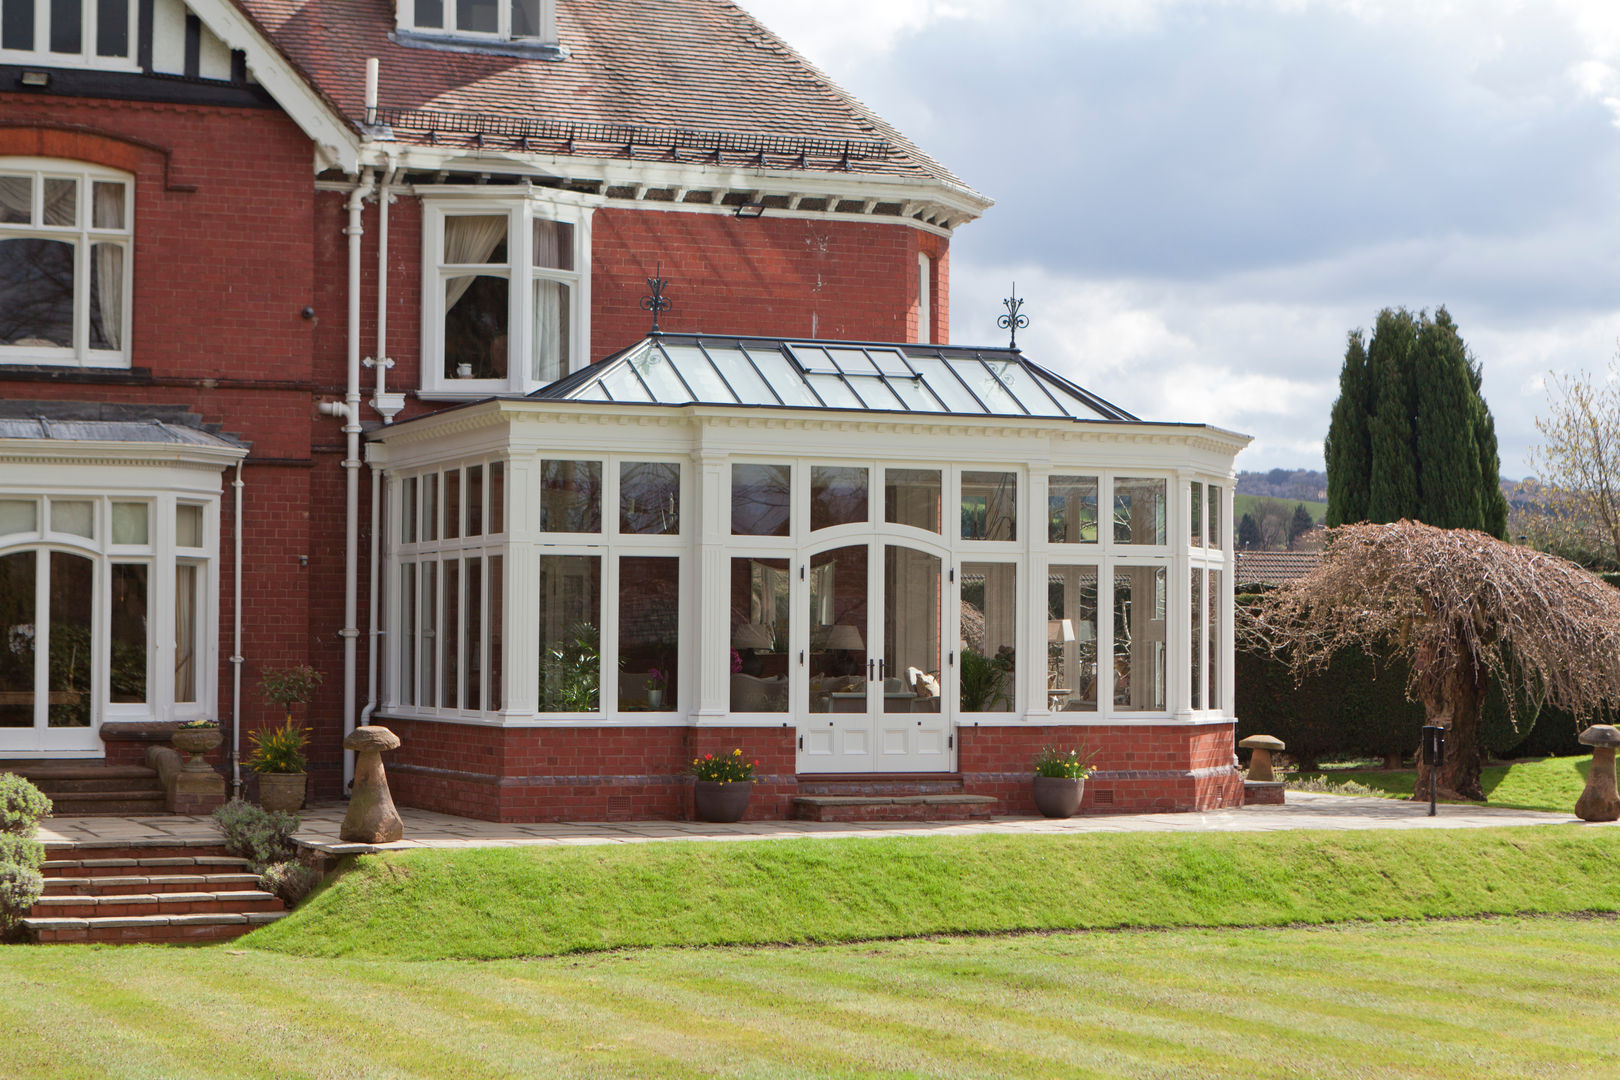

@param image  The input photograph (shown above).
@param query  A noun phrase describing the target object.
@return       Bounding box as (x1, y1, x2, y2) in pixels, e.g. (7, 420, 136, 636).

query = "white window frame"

(420, 189, 594, 399)
(398, 0, 556, 41)
(0, 158, 133, 368)
(0, 0, 140, 69)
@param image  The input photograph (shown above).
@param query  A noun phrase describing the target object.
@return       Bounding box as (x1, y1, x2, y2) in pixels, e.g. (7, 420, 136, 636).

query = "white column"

(502, 456, 538, 719)
(694, 449, 730, 722)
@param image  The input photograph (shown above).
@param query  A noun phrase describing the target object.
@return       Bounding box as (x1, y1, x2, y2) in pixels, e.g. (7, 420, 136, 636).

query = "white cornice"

(0, 439, 249, 469)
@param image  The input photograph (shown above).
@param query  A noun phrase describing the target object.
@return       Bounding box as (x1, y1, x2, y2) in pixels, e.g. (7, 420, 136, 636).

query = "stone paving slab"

(34, 792, 1612, 855)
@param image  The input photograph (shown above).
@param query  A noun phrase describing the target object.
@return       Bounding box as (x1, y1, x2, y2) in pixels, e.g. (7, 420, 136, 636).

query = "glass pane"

(399, 564, 416, 707)
(826, 347, 878, 375)
(466, 464, 483, 537)
(415, 0, 443, 28)
(443, 558, 459, 709)
(731, 463, 790, 537)
(50, 552, 93, 726)
(110, 563, 146, 704)
(0, 175, 30, 223)
(457, 0, 497, 32)
(1, 4, 34, 53)
(49, 0, 80, 54)
(420, 561, 437, 704)
(990, 361, 1064, 416)
(1048, 475, 1098, 544)
(0, 238, 74, 347)
(445, 468, 461, 540)
(885, 546, 940, 714)
(96, 0, 128, 56)
(511, 0, 541, 37)
(961, 471, 1016, 542)
(111, 502, 147, 545)
(51, 500, 93, 538)
(620, 461, 679, 535)
(176, 504, 203, 547)
(619, 557, 679, 712)
(865, 349, 913, 376)
(0, 500, 37, 536)
(1190, 482, 1204, 548)
(423, 473, 439, 541)
(629, 346, 693, 403)
(42, 178, 76, 226)
(885, 469, 941, 533)
(845, 376, 906, 411)
(805, 374, 862, 409)
(960, 562, 1015, 712)
(811, 466, 868, 531)
(807, 546, 866, 714)
(1209, 485, 1224, 550)
(92, 182, 125, 229)
(884, 374, 947, 413)
(659, 344, 733, 403)
(466, 557, 482, 712)
(444, 276, 509, 380)
(704, 344, 776, 404)
(173, 563, 198, 704)
(1114, 565, 1167, 711)
(444, 215, 507, 263)
(538, 555, 600, 712)
(540, 459, 601, 533)
(1048, 565, 1098, 712)
(742, 346, 819, 407)
(402, 477, 418, 544)
(730, 558, 789, 712)
(1209, 569, 1222, 711)
(600, 362, 653, 403)
(950, 358, 1022, 414)
(489, 462, 504, 533)
(90, 242, 122, 350)
(488, 554, 502, 711)
(531, 219, 573, 270)
(530, 278, 570, 385)
(1114, 478, 1168, 546)
(1190, 567, 1204, 711)
(0, 552, 37, 729)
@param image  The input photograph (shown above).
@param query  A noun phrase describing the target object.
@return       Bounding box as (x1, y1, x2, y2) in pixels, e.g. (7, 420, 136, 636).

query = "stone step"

(43, 854, 252, 877)
(30, 775, 166, 795)
(0, 762, 157, 782)
(796, 773, 966, 798)
(791, 793, 997, 822)
(29, 890, 284, 919)
(23, 910, 287, 945)
(46, 792, 168, 816)
(43, 872, 264, 896)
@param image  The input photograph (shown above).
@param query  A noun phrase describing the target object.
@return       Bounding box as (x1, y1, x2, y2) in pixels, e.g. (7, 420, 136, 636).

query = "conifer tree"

(1238, 513, 1262, 550)
(1366, 309, 1420, 523)
(1412, 308, 1483, 529)
(1288, 504, 1314, 547)
(1324, 332, 1371, 526)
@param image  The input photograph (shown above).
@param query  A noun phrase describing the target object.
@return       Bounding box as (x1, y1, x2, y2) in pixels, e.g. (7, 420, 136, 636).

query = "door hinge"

(948, 735, 954, 749)
(798, 735, 803, 750)
(799, 650, 805, 666)
(949, 567, 955, 583)
(800, 564, 806, 580)
(948, 651, 955, 666)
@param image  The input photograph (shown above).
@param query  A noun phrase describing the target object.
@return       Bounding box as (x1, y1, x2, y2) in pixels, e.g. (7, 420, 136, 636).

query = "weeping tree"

(1244, 520, 1620, 800)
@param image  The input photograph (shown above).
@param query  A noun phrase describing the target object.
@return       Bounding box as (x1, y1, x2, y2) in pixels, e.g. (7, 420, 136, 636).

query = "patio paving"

(35, 791, 1611, 855)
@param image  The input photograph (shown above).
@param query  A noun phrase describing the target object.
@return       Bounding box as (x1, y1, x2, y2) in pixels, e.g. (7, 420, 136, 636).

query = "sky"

(740, 0, 1620, 476)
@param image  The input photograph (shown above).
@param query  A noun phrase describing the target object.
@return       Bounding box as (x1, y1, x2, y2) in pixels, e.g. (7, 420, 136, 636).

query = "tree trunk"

(1413, 658, 1488, 802)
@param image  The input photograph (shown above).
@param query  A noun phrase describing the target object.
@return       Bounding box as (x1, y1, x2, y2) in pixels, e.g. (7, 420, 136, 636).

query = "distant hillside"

(1236, 469, 1327, 503)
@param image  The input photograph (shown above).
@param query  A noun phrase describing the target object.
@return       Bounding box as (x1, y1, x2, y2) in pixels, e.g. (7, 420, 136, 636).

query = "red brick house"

(0, 0, 1247, 821)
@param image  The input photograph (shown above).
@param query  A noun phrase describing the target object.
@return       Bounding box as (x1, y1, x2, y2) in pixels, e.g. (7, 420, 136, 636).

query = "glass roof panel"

(786, 344, 836, 373)
(631, 347, 695, 403)
(949, 357, 1024, 414)
(826, 348, 879, 375)
(658, 344, 737, 403)
(904, 355, 985, 414)
(985, 361, 1064, 417)
(865, 349, 914, 376)
(702, 342, 781, 405)
(745, 346, 821, 407)
(885, 374, 948, 412)
(1045, 381, 1108, 420)
(598, 361, 653, 403)
(846, 375, 906, 411)
(806, 374, 863, 409)
(575, 383, 612, 402)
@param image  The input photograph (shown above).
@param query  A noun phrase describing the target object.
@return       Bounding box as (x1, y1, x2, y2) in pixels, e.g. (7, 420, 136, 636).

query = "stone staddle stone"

(341, 725, 404, 844)
(1238, 734, 1286, 783)
(1575, 725, 1620, 823)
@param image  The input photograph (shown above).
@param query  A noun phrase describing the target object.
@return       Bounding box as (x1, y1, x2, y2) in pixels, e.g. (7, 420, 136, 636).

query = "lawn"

(0, 917, 1613, 1079)
(1302, 754, 1592, 813)
(249, 827, 1620, 961)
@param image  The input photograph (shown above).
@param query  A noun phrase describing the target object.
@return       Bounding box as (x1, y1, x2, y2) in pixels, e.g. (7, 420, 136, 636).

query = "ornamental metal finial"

(640, 262, 673, 333)
(998, 284, 1028, 350)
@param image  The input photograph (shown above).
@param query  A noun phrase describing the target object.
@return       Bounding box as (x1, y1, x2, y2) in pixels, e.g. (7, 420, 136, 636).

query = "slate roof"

(233, 0, 978, 193)
(0, 417, 246, 450)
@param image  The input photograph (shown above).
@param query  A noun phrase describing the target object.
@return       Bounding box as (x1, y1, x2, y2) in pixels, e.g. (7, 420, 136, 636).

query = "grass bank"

(249, 826, 1620, 961)
(1303, 754, 1592, 813)
(2, 917, 1614, 1079)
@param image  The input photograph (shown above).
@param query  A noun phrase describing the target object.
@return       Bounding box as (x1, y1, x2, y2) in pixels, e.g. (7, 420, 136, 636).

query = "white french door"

(0, 548, 102, 755)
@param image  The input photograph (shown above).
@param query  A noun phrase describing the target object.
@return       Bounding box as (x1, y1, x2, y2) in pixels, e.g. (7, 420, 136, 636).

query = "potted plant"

(1032, 746, 1095, 818)
(172, 718, 222, 766)
(646, 668, 668, 709)
(254, 665, 322, 812)
(690, 749, 757, 822)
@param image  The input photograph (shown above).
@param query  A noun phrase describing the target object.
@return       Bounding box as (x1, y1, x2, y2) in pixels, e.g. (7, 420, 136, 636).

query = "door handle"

(867, 658, 876, 682)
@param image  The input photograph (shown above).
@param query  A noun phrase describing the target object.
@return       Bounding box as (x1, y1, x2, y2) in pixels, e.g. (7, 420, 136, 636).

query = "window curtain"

(0, 176, 31, 222)
(442, 215, 507, 309)
(92, 183, 124, 349)
(174, 564, 197, 704)
(531, 219, 570, 384)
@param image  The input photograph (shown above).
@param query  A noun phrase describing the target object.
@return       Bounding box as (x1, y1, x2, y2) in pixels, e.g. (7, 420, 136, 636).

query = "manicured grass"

(1303, 754, 1593, 814)
(1, 917, 1615, 1078)
(248, 827, 1620, 961)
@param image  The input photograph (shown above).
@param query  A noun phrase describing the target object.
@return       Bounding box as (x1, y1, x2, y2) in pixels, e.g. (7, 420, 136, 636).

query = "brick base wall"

(375, 718, 1241, 822)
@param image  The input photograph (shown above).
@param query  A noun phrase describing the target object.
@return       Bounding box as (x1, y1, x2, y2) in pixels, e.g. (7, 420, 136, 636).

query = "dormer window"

(0, 0, 138, 68)
(400, 0, 556, 45)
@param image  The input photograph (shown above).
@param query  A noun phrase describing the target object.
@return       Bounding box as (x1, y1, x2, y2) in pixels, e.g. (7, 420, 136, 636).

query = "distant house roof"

(232, 0, 981, 197)
(530, 334, 1139, 421)
(1234, 550, 1321, 587)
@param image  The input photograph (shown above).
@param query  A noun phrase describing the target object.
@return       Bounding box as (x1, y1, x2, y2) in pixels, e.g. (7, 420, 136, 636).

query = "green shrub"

(259, 860, 322, 907)
(0, 832, 43, 869)
(0, 773, 51, 835)
(211, 799, 300, 869)
(0, 861, 43, 936)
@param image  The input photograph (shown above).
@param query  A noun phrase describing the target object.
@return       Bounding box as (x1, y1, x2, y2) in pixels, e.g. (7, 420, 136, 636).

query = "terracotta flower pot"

(693, 780, 752, 823)
(1032, 775, 1085, 818)
(258, 772, 307, 813)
